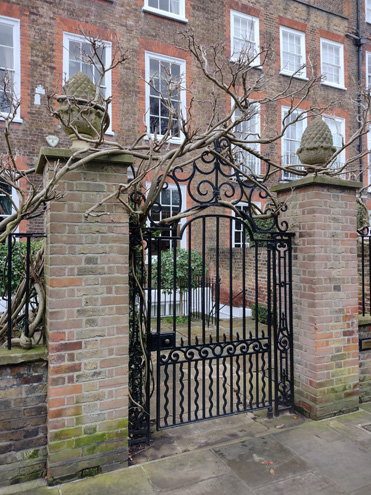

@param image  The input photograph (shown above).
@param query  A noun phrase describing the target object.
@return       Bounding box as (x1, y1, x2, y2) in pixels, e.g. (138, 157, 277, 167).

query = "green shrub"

(251, 303, 273, 325)
(0, 240, 43, 296)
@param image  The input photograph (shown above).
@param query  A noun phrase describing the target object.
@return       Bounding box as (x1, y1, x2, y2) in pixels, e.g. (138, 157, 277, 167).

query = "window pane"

(322, 42, 341, 84)
(172, 119, 179, 137)
(233, 14, 257, 58)
(170, 0, 180, 14)
(0, 182, 12, 216)
(0, 88, 10, 113)
(150, 58, 159, 78)
(69, 41, 81, 63)
(0, 24, 13, 47)
(160, 117, 169, 135)
(147, 55, 184, 137)
(69, 60, 80, 78)
(0, 46, 14, 69)
(150, 97, 160, 116)
(160, 102, 169, 118)
(161, 188, 171, 205)
(159, 0, 169, 12)
(171, 190, 180, 206)
(150, 116, 159, 133)
(150, 80, 160, 95)
(0, 68, 13, 113)
(82, 62, 94, 82)
(171, 63, 180, 79)
(281, 29, 303, 73)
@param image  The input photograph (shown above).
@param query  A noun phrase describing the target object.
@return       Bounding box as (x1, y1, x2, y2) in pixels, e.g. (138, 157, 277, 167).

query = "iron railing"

(2, 232, 45, 350)
(146, 276, 218, 325)
(358, 227, 371, 317)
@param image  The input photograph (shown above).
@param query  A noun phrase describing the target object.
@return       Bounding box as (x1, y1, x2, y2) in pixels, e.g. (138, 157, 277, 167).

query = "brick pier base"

(273, 176, 361, 419)
(37, 148, 132, 483)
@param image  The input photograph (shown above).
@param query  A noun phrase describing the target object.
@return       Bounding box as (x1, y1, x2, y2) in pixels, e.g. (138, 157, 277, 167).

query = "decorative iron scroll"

(271, 235, 294, 414)
(128, 226, 150, 445)
(159, 336, 270, 365)
(144, 138, 288, 235)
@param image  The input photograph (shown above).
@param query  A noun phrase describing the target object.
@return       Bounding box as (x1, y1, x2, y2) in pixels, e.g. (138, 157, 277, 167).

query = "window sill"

(0, 116, 23, 124)
(321, 81, 347, 91)
(230, 57, 262, 68)
(144, 134, 183, 145)
(142, 7, 188, 24)
(279, 70, 308, 81)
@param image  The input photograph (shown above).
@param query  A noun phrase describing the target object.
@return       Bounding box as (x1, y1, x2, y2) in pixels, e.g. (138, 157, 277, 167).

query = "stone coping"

(271, 175, 363, 193)
(0, 345, 48, 366)
(36, 147, 133, 175)
(359, 315, 371, 327)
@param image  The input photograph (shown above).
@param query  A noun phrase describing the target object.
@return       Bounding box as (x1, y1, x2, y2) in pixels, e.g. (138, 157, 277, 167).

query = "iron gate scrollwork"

(129, 139, 294, 442)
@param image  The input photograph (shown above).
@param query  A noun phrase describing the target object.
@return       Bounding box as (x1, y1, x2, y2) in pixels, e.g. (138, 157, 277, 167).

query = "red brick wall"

(0, 356, 47, 486)
(0, 0, 368, 234)
(206, 246, 269, 309)
(275, 177, 360, 419)
(42, 151, 131, 484)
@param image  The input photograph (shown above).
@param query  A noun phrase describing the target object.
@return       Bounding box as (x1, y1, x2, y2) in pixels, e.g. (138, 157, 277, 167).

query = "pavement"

(3, 402, 371, 495)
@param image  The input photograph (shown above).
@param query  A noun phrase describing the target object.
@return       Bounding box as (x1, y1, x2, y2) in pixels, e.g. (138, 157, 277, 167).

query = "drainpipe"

(347, 0, 364, 183)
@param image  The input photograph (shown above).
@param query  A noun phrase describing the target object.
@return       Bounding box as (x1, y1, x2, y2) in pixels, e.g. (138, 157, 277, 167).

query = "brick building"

(0, 0, 371, 223)
(1, 0, 370, 315)
(1, 1, 371, 485)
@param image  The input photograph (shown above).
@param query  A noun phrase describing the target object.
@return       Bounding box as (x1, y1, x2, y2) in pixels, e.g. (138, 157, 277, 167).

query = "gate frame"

(128, 139, 294, 443)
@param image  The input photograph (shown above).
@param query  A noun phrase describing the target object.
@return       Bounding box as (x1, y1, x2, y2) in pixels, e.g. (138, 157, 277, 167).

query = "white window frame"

(232, 102, 261, 176)
(320, 38, 345, 90)
(143, 0, 187, 23)
(145, 51, 186, 144)
(230, 10, 260, 65)
(232, 201, 261, 248)
(0, 180, 19, 232)
(0, 15, 21, 121)
(322, 115, 346, 171)
(146, 181, 187, 250)
(279, 26, 306, 79)
(281, 106, 307, 181)
(366, 0, 371, 23)
(366, 52, 371, 89)
(62, 32, 113, 133)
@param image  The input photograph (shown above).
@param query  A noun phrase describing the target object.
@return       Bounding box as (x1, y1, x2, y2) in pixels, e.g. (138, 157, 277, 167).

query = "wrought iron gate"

(129, 139, 294, 443)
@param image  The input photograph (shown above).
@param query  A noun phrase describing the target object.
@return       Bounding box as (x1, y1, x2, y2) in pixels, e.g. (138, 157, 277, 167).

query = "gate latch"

(149, 332, 176, 351)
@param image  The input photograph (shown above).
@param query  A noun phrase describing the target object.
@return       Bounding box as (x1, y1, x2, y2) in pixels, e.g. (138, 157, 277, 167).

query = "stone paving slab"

(141, 449, 229, 492)
(254, 471, 345, 495)
(350, 484, 371, 495)
(161, 473, 254, 495)
(360, 402, 371, 413)
(321, 408, 371, 448)
(3, 405, 371, 495)
(57, 467, 155, 495)
(276, 420, 371, 493)
(14, 489, 58, 495)
(213, 435, 309, 489)
(132, 410, 303, 464)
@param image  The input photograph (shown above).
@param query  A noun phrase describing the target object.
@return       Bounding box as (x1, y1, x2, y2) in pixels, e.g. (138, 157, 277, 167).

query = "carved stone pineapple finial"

(297, 117, 336, 173)
(56, 72, 109, 151)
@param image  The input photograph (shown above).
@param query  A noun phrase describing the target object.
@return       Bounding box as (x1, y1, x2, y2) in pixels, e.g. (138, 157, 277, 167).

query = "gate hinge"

(149, 332, 176, 351)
